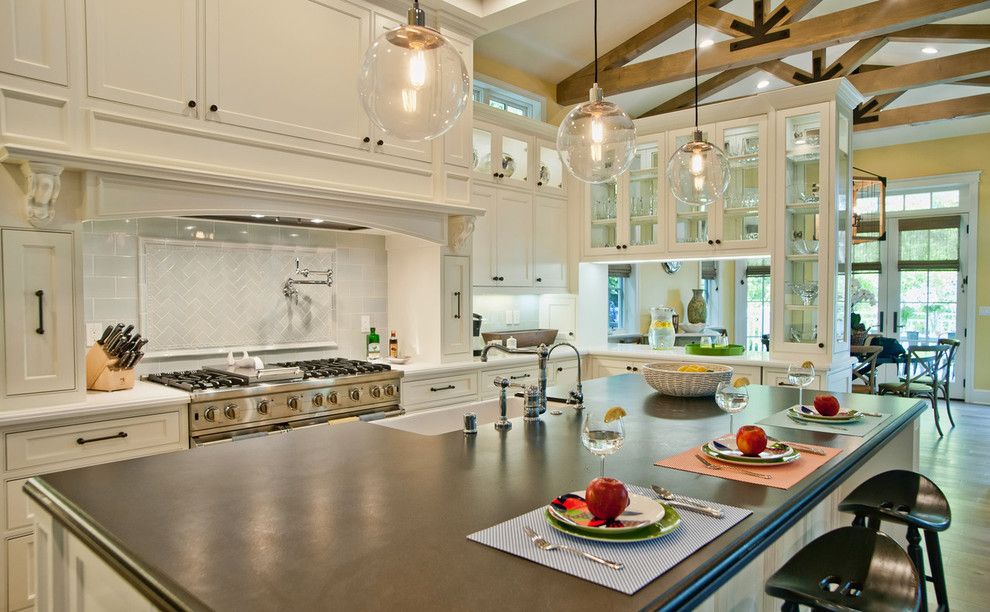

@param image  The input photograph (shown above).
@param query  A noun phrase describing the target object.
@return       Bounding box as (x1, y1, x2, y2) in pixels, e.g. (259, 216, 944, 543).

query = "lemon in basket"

(677, 364, 709, 373)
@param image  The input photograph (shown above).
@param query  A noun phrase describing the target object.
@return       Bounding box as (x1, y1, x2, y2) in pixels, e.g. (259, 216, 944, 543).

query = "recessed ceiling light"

(756, 79, 770, 89)
(699, 38, 714, 49)
(184, 225, 195, 231)
(922, 47, 938, 55)
(251, 214, 265, 218)
(289, 233, 299, 238)
(311, 219, 324, 224)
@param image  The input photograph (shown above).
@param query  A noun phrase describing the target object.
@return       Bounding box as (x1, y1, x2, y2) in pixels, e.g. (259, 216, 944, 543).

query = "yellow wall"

(854, 133, 990, 391)
(636, 262, 701, 333)
(473, 54, 571, 125)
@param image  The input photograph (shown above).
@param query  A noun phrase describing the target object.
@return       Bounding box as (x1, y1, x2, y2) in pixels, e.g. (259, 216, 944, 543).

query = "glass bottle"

(367, 327, 381, 360)
(649, 307, 676, 350)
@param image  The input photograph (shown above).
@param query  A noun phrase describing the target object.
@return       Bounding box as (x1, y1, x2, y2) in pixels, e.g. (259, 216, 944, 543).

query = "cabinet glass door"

(626, 141, 660, 250)
(833, 111, 851, 350)
(500, 134, 530, 185)
(537, 141, 565, 193)
(718, 120, 765, 248)
(781, 110, 825, 348)
(472, 127, 494, 178)
(588, 181, 618, 250)
(669, 126, 714, 249)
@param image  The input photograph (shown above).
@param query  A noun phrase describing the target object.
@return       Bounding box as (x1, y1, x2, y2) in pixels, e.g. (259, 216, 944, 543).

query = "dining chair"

(878, 345, 950, 436)
(910, 339, 960, 428)
(850, 345, 881, 394)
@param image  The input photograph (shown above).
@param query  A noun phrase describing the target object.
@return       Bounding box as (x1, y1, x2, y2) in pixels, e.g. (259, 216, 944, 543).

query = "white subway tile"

(93, 298, 139, 321)
(93, 255, 137, 277)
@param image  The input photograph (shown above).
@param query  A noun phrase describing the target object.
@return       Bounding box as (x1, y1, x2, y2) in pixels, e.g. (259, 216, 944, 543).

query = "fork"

(522, 526, 624, 570)
(787, 414, 849, 431)
(695, 454, 773, 480)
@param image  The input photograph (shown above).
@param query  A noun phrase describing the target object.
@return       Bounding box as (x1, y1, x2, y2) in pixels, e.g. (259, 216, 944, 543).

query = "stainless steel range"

(146, 358, 403, 446)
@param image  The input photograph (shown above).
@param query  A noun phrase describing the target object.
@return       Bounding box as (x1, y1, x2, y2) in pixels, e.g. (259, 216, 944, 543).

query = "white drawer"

(402, 372, 478, 409)
(479, 365, 540, 398)
(5, 478, 32, 531)
(5, 411, 183, 472)
(728, 364, 763, 385)
(550, 360, 580, 389)
(763, 369, 825, 391)
(7, 534, 34, 611)
(591, 357, 651, 379)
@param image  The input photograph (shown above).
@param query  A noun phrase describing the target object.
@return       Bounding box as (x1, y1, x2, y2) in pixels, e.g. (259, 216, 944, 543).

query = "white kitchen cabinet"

(535, 139, 566, 196)
(0, 0, 67, 85)
(470, 183, 497, 286)
(2, 230, 75, 396)
(441, 28, 474, 170)
(539, 294, 576, 342)
(472, 183, 534, 287)
(204, 0, 373, 151)
(550, 360, 580, 389)
(441, 256, 472, 357)
(533, 194, 568, 289)
(85, 0, 198, 115)
(6, 534, 34, 611)
(472, 120, 533, 188)
(590, 357, 652, 379)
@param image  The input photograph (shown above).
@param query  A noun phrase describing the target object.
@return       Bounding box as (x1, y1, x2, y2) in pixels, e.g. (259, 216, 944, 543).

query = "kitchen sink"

(371, 396, 525, 436)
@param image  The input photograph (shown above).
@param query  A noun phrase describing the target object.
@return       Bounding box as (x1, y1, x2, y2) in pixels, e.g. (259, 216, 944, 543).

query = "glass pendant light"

(666, 0, 730, 206)
(359, 1, 470, 142)
(556, 0, 637, 184)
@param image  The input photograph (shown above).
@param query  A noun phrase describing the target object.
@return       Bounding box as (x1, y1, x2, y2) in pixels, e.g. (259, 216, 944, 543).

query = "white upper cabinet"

(533, 194, 568, 288)
(494, 188, 534, 286)
(0, 0, 68, 85)
(85, 0, 198, 115)
(471, 182, 497, 286)
(204, 0, 371, 149)
(2, 230, 76, 396)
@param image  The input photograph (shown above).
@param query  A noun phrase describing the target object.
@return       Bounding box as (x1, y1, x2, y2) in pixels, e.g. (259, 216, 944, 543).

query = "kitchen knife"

(119, 352, 136, 369)
(133, 338, 148, 353)
(129, 351, 145, 368)
(103, 323, 125, 347)
(116, 335, 139, 355)
(107, 334, 129, 356)
(97, 325, 114, 345)
(119, 324, 134, 340)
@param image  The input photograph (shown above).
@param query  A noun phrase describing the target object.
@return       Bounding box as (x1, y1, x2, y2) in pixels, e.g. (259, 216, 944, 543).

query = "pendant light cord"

(594, 0, 599, 83)
(694, 0, 699, 129)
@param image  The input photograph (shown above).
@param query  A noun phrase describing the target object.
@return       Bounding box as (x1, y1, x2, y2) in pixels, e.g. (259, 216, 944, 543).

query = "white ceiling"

(474, 0, 990, 145)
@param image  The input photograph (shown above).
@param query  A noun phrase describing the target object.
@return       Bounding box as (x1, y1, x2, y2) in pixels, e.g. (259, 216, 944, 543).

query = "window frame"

(472, 75, 545, 122)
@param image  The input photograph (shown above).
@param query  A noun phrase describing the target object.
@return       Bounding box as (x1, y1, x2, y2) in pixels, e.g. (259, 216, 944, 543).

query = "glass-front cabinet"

(472, 121, 532, 187)
(587, 180, 619, 252)
(832, 110, 853, 355)
(666, 125, 714, 251)
(536, 139, 566, 195)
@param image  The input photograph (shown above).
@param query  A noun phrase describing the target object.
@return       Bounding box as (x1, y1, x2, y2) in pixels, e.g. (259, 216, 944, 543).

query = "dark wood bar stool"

(838, 470, 951, 611)
(765, 526, 920, 611)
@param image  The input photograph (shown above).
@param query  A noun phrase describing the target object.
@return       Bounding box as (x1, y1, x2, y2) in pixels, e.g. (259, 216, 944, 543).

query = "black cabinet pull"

(492, 276, 498, 281)
(209, 104, 218, 112)
(715, 239, 722, 245)
(363, 136, 371, 143)
(429, 385, 455, 392)
(536, 277, 542, 283)
(453, 291, 462, 319)
(622, 244, 628, 249)
(777, 382, 795, 387)
(707, 239, 714, 245)
(77, 431, 127, 445)
(818, 342, 825, 348)
(537, 181, 543, 186)
(493, 172, 499, 178)
(376, 139, 384, 146)
(34, 290, 44, 334)
(626, 366, 632, 371)
(497, 276, 504, 281)
(557, 367, 563, 372)
(632, 366, 639, 372)
(509, 374, 530, 380)
(568, 332, 574, 336)
(187, 100, 196, 108)
(616, 245, 622, 250)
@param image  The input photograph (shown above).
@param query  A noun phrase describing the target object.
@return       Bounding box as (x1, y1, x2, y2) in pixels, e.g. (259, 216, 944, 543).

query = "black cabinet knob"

(626, 366, 632, 371)
(622, 244, 628, 249)
(376, 139, 384, 146)
(493, 172, 499, 178)
(818, 342, 825, 348)
(557, 367, 563, 372)
(536, 278, 542, 282)
(707, 239, 714, 245)
(715, 239, 722, 245)
(616, 245, 622, 250)
(209, 104, 218, 112)
(632, 366, 638, 372)
(363, 136, 371, 143)
(492, 276, 498, 281)
(499, 276, 504, 281)
(537, 181, 543, 186)
(187, 100, 196, 108)
(498, 173, 505, 178)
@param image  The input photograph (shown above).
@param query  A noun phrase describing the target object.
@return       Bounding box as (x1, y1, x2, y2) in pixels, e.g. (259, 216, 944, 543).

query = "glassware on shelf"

(787, 362, 816, 408)
(715, 380, 749, 433)
(581, 410, 626, 478)
(791, 239, 820, 255)
(788, 325, 818, 343)
(785, 281, 819, 306)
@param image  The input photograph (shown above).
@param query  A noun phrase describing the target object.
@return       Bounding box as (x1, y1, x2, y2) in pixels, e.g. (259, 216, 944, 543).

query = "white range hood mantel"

(0, 145, 484, 244)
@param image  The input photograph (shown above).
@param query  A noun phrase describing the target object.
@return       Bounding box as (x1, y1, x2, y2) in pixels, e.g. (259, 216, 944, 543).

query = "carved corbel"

(19, 162, 63, 227)
(447, 215, 475, 252)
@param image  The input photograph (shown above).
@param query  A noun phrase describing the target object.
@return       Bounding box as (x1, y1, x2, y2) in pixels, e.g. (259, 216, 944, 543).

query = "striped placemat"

(655, 443, 842, 489)
(757, 408, 891, 437)
(467, 485, 750, 595)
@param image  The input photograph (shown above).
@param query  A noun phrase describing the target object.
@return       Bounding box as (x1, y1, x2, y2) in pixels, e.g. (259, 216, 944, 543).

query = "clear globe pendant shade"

(556, 85, 637, 184)
(666, 132, 730, 206)
(359, 24, 470, 142)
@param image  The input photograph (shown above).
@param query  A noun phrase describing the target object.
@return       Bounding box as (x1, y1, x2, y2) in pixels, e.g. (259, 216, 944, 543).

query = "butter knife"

(695, 453, 773, 480)
(650, 486, 723, 518)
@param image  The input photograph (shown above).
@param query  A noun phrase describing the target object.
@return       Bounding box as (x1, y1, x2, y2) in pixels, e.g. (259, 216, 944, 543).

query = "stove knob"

(288, 396, 301, 411)
(313, 393, 324, 407)
(204, 406, 217, 422)
(224, 404, 237, 420)
(383, 384, 396, 397)
(328, 391, 339, 404)
(257, 399, 269, 415)
(370, 386, 382, 399)
(349, 388, 361, 401)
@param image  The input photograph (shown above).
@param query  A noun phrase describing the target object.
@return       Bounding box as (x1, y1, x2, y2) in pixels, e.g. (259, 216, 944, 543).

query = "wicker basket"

(642, 362, 733, 397)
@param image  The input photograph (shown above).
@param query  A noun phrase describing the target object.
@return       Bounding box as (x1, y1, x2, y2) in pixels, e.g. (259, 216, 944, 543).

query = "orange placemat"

(654, 442, 843, 490)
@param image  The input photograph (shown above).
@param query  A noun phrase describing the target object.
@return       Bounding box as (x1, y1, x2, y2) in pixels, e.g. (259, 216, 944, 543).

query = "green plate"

(684, 343, 746, 356)
(543, 505, 682, 543)
(702, 438, 800, 466)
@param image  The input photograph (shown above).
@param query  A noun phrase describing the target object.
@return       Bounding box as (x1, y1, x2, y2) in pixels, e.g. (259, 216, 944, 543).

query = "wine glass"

(581, 411, 625, 478)
(715, 380, 749, 434)
(787, 362, 816, 408)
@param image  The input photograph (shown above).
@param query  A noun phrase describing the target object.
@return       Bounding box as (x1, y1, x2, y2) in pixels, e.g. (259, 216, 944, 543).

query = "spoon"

(651, 486, 723, 518)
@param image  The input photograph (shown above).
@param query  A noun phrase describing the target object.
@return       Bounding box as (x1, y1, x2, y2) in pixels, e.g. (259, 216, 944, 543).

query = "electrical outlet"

(505, 310, 513, 325)
(512, 310, 521, 324)
(86, 323, 103, 346)
(980, 306, 990, 317)
(360, 315, 371, 333)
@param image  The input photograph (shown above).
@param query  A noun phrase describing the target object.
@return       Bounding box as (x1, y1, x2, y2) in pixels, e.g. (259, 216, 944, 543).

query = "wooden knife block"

(85, 345, 135, 392)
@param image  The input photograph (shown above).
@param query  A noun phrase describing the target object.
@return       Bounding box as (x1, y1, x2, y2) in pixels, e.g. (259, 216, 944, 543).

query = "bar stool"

(838, 470, 951, 611)
(765, 526, 920, 611)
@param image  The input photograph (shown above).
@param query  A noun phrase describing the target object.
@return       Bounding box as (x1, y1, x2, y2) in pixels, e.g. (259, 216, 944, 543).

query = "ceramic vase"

(687, 289, 707, 324)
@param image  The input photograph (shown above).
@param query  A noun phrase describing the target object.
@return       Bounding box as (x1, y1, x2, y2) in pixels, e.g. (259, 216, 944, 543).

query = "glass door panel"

(472, 127, 493, 177)
(500, 134, 529, 185)
(627, 142, 659, 248)
(782, 111, 823, 347)
(538, 142, 565, 192)
(670, 127, 713, 247)
(589, 181, 618, 250)
(833, 112, 851, 349)
(720, 122, 762, 244)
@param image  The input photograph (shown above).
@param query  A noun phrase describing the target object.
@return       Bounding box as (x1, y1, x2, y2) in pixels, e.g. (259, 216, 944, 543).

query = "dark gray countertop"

(27, 376, 925, 611)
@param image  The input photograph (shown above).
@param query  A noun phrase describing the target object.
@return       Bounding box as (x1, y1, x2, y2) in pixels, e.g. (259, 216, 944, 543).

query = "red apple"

(585, 477, 630, 520)
(736, 425, 768, 457)
(814, 394, 841, 417)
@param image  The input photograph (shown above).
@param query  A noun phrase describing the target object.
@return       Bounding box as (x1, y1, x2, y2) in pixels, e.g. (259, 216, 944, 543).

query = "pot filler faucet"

(481, 343, 585, 429)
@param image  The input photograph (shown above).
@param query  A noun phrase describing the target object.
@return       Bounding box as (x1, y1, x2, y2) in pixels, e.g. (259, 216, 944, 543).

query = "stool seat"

(765, 526, 921, 612)
(838, 470, 950, 532)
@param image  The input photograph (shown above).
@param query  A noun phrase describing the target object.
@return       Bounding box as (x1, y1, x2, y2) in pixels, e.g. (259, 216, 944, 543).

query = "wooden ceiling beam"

(886, 23, 990, 43)
(956, 76, 990, 86)
(556, 0, 990, 104)
(848, 46, 990, 95)
(760, 59, 808, 84)
(775, 0, 828, 23)
(854, 93, 990, 130)
(830, 36, 889, 77)
(639, 65, 762, 117)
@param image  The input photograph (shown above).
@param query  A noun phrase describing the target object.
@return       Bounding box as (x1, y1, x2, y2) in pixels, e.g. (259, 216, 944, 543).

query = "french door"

(852, 215, 968, 397)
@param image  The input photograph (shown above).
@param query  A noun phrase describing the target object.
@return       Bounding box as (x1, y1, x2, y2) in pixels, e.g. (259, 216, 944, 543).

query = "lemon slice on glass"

(604, 406, 627, 423)
(733, 376, 750, 388)
(801, 360, 815, 369)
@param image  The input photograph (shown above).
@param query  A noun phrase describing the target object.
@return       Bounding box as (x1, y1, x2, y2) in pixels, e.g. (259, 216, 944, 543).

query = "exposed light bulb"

(693, 174, 706, 192)
(689, 150, 705, 176)
(590, 117, 605, 143)
(401, 88, 418, 113)
(408, 50, 427, 87)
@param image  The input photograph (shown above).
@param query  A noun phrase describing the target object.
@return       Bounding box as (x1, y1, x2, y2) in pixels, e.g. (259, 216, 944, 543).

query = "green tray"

(684, 343, 745, 356)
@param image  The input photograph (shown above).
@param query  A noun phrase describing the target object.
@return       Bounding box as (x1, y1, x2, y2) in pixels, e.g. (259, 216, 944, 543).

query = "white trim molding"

(18, 161, 63, 227)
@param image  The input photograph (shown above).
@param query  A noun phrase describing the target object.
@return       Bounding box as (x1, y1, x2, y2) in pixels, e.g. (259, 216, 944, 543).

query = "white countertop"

(585, 344, 857, 370)
(389, 349, 587, 380)
(0, 381, 191, 428)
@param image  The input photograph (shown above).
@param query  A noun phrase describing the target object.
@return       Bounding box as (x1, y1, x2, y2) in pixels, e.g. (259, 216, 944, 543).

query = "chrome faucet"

(481, 342, 584, 415)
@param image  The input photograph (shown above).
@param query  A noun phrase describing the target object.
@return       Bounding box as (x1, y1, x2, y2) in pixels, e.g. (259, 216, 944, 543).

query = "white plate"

(547, 491, 665, 534)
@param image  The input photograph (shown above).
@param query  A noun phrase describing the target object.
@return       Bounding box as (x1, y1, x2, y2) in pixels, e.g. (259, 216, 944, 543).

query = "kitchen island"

(25, 375, 923, 611)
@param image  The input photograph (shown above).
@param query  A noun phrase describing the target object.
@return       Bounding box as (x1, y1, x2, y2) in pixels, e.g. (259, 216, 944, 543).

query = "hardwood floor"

(915, 401, 988, 611)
